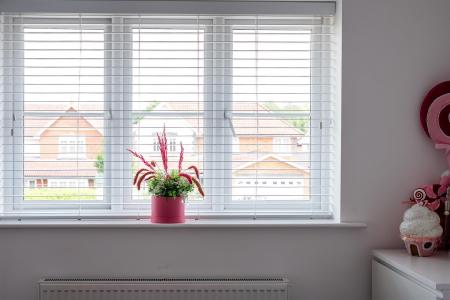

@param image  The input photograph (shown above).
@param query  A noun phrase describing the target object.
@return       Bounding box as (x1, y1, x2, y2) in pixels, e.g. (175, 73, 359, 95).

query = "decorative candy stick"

(413, 188, 426, 201)
(444, 187, 450, 251)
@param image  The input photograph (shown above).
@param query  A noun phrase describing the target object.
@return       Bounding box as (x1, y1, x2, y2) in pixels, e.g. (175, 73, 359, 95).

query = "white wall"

(2, 0, 450, 299)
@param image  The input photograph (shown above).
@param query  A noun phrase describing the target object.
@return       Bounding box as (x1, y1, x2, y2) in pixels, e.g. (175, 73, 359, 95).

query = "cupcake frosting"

(400, 204, 443, 238)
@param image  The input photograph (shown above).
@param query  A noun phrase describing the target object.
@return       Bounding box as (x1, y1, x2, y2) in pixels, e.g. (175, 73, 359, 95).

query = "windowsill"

(0, 219, 367, 228)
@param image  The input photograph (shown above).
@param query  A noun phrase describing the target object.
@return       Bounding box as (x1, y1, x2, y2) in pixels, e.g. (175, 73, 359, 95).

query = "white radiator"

(39, 278, 289, 300)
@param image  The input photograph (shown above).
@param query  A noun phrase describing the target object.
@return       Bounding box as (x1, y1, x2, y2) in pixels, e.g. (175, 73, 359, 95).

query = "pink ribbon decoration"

(427, 199, 441, 211)
(404, 180, 448, 211)
(403, 198, 441, 211)
(424, 185, 437, 199)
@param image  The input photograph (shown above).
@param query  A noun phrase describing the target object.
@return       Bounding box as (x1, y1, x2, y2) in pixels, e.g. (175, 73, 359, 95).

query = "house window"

(152, 139, 160, 152)
(273, 137, 291, 153)
(168, 138, 177, 152)
(48, 179, 89, 188)
(152, 137, 177, 152)
(59, 137, 86, 159)
(1, 9, 337, 219)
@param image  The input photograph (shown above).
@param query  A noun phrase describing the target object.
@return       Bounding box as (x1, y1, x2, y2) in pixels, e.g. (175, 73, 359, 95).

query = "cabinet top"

(373, 249, 450, 291)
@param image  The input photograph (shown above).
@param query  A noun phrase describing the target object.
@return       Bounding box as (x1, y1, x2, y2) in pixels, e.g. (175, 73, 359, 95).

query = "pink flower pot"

(151, 195, 185, 224)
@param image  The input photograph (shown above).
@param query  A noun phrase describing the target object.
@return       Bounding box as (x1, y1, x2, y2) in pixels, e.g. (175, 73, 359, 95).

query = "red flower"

(127, 148, 154, 170)
(186, 165, 200, 179)
(179, 172, 193, 184)
(178, 142, 184, 172)
(156, 126, 169, 176)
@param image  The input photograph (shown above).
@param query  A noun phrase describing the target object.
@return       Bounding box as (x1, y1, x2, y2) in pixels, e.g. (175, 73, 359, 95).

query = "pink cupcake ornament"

(400, 204, 443, 257)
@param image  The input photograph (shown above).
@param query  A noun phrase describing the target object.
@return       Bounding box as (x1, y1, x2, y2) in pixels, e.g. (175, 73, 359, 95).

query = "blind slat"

(0, 1, 336, 15)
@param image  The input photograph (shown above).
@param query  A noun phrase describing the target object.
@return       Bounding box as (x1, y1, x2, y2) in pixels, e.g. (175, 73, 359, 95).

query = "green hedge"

(24, 188, 98, 201)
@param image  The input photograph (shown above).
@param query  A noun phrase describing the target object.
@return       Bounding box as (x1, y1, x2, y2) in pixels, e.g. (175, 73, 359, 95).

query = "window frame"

(221, 18, 329, 214)
(3, 15, 334, 218)
(122, 17, 214, 213)
(6, 17, 110, 212)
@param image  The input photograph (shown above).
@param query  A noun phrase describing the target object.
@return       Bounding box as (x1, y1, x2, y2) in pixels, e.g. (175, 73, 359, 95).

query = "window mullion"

(2, 15, 15, 213)
(320, 17, 334, 214)
(223, 19, 233, 210)
(12, 17, 24, 211)
(122, 22, 133, 211)
(106, 17, 131, 212)
(310, 20, 324, 212)
(203, 20, 215, 211)
(211, 17, 227, 212)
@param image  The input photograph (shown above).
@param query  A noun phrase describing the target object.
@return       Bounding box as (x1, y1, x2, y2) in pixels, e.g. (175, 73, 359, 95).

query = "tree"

(263, 102, 310, 134)
(95, 153, 104, 174)
(133, 101, 160, 124)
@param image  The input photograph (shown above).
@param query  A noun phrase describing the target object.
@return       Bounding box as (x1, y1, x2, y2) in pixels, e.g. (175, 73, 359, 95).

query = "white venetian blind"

(0, 8, 337, 219)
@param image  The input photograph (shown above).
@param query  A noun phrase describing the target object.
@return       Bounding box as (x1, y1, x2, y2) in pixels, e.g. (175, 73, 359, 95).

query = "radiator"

(39, 278, 289, 300)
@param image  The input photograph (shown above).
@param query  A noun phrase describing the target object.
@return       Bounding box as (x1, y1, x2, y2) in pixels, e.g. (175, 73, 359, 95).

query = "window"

(59, 137, 86, 159)
(151, 136, 177, 153)
(48, 179, 89, 188)
(0, 10, 337, 219)
(273, 137, 292, 153)
(152, 139, 159, 152)
(168, 138, 177, 152)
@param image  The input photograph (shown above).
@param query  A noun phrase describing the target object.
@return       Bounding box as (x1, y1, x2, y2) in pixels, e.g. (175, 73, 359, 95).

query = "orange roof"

(153, 101, 303, 136)
(24, 104, 104, 138)
(24, 101, 302, 137)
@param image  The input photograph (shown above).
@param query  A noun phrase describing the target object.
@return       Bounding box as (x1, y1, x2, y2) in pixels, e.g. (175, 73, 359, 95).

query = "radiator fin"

(39, 278, 288, 300)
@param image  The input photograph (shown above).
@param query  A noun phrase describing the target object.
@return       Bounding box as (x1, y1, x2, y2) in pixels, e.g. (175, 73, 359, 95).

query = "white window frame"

(4, 17, 110, 212)
(221, 18, 329, 215)
(2, 15, 333, 218)
(120, 17, 214, 215)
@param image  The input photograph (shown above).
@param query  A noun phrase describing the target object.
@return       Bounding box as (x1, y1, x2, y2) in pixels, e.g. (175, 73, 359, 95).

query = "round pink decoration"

(426, 93, 450, 168)
(420, 81, 450, 136)
(426, 94, 450, 145)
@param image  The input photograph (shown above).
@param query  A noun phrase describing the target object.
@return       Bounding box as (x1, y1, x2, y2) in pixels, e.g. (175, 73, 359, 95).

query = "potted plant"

(128, 128, 204, 223)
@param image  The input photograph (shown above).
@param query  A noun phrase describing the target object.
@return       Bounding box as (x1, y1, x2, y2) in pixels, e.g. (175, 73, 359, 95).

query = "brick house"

(136, 102, 311, 201)
(24, 101, 310, 200)
(24, 105, 103, 189)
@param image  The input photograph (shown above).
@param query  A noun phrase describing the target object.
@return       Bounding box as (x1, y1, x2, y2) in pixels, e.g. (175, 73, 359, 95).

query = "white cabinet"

(372, 250, 450, 300)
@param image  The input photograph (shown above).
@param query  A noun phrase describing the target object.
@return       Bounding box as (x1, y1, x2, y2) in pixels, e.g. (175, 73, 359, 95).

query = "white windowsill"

(0, 219, 367, 228)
